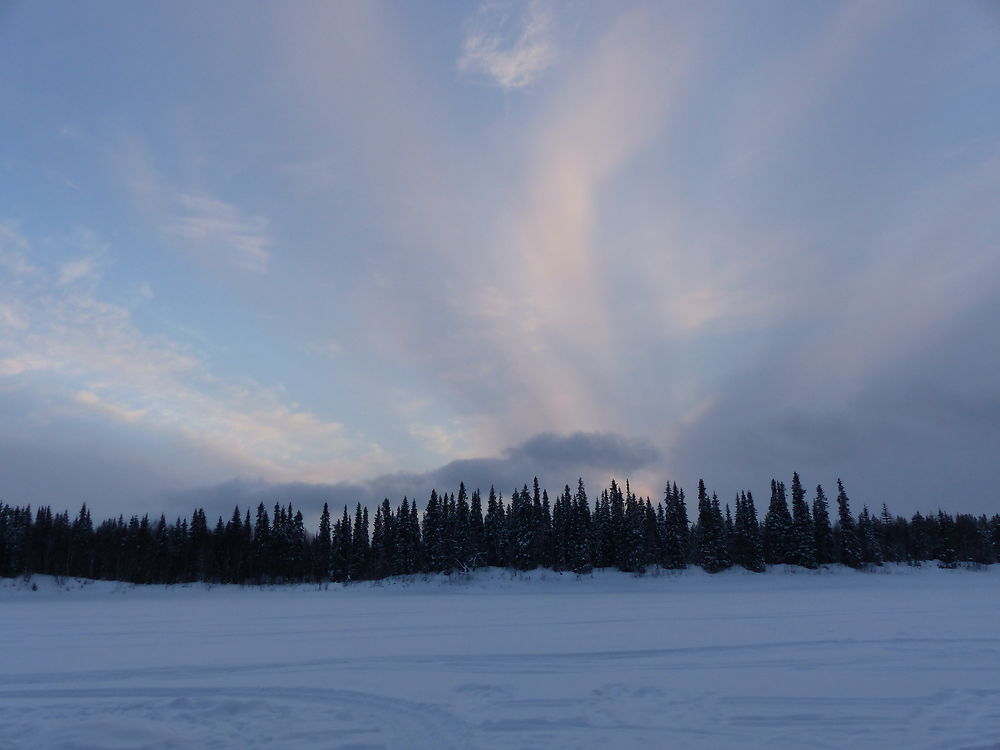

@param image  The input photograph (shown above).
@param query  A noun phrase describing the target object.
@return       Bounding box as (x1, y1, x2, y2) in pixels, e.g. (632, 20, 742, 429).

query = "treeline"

(1, 474, 998, 585)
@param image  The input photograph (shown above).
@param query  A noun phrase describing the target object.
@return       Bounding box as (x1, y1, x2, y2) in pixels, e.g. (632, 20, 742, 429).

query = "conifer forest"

(3, 474, 998, 585)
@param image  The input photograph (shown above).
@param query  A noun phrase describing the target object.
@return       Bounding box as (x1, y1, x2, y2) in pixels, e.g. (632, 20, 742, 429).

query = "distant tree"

(571, 478, 593, 574)
(935, 510, 958, 568)
(763, 480, 793, 565)
(482, 487, 504, 567)
(835, 480, 862, 569)
(314, 503, 333, 581)
(812, 486, 835, 565)
(696, 481, 731, 573)
(731, 491, 765, 572)
(660, 483, 689, 570)
(507, 486, 535, 570)
(469, 490, 484, 567)
(788, 473, 817, 569)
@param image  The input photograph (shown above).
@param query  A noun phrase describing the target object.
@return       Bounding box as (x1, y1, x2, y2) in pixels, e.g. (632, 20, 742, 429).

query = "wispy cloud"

(73, 389, 148, 424)
(167, 193, 271, 274)
(408, 422, 457, 456)
(0, 354, 52, 377)
(57, 256, 100, 286)
(114, 137, 272, 275)
(0, 220, 40, 277)
(0, 222, 383, 483)
(454, 6, 694, 436)
(458, 1, 560, 90)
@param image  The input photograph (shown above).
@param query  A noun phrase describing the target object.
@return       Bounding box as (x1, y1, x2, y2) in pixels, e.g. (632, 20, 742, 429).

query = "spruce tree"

(483, 487, 502, 566)
(508, 486, 535, 570)
(469, 490, 484, 567)
(609, 480, 627, 570)
(331, 506, 352, 581)
(423, 490, 444, 572)
(858, 506, 883, 565)
(623, 489, 647, 573)
(763, 480, 793, 565)
(454, 483, 472, 571)
(696, 481, 730, 573)
(552, 485, 571, 571)
(732, 491, 765, 572)
(789, 473, 817, 568)
(812, 485, 835, 565)
(660, 483, 689, 570)
(254, 503, 271, 582)
(592, 490, 612, 568)
(572, 478, 593, 573)
(316, 503, 332, 581)
(835, 480, 862, 568)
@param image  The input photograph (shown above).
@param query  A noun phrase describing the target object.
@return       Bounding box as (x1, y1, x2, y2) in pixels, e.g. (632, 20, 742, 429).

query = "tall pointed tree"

(835, 480, 862, 568)
(763, 480, 793, 565)
(812, 485, 835, 565)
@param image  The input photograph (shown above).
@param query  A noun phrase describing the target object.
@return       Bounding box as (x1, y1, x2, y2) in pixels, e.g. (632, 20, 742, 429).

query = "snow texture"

(1, 565, 999, 749)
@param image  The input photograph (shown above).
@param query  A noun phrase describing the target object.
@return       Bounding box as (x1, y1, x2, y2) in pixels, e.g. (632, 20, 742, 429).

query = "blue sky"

(1, 1, 999, 519)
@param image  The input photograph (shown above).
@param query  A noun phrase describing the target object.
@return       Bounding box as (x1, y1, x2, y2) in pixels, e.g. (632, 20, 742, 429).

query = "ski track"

(1, 565, 999, 749)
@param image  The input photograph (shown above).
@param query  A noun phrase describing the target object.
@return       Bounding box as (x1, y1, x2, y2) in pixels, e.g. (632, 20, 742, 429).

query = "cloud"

(163, 430, 662, 521)
(408, 422, 456, 456)
(73, 390, 147, 424)
(0, 220, 39, 277)
(447, 6, 695, 439)
(0, 354, 52, 376)
(114, 137, 272, 275)
(58, 256, 100, 286)
(167, 193, 271, 274)
(0, 221, 384, 485)
(458, 1, 560, 90)
(507, 431, 659, 473)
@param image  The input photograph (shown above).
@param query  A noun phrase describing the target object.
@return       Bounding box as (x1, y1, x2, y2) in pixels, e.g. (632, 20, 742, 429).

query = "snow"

(2, 565, 999, 749)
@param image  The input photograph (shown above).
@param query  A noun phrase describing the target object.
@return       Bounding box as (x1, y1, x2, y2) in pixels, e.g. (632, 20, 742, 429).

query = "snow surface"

(2, 565, 999, 749)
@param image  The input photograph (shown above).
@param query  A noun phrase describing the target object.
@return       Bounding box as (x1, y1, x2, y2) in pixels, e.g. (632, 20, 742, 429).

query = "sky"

(1, 0, 999, 522)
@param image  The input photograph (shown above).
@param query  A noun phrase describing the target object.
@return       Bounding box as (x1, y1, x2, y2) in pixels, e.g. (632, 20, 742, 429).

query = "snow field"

(1, 564, 999, 749)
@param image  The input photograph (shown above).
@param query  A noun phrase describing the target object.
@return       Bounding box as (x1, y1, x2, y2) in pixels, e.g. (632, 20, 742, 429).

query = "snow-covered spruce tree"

(507, 485, 535, 570)
(835, 480, 862, 569)
(422, 490, 446, 573)
(537, 487, 555, 569)
(482, 487, 502, 567)
(643, 499, 660, 570)
(609, 480, 628, 571)
(623, 490, 647, 573)
(935, 510, 958, 568)
(696, 480, 730, 573)
(857, 506, 883, 566)
(812, 485, 835, 565)
(572, 478, 593, 574)
(391, 498, 407, 575)
(763, 480, 793, 565)
(592, 490, 612, 568)
(551, 485, 570, 571)
(660, 483, 689, 570)
(290, 509, 308, 580)
(348, 504, 369, 580)
(453, 483, 472, 571)
(371, 505, 387, 579)
(469, 489, 484, 568)
(908, 511, 931, 563)
(380, 498, 397, 576)
(403, 497, 422, 574)
(315, 502, 332, 581)
(789, 473, 817, 569)
(732, 491, 765, 572)
(253, 503, 272, 583)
